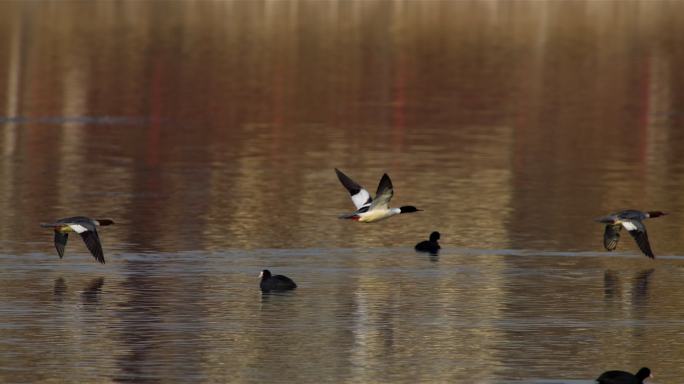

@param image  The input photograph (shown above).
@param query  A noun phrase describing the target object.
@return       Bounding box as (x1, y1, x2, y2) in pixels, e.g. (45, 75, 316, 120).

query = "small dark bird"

(335, 168, 421, 223)
(40, 216, 115, 263)
(597, 367, 652, 384)
(595, 210, 667, 258)
(415, 231, 441, 254)
(259, 269, 297, 292)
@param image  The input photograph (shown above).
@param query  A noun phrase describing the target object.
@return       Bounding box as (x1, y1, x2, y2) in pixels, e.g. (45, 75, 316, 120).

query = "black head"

(648, 211, 667, 218)
(259, 269, 272, 279)
(400, 206, 422, 214)
(429, 231, 441, 242)
(96, 219, 115, 226)
(635, 367, 651, 380)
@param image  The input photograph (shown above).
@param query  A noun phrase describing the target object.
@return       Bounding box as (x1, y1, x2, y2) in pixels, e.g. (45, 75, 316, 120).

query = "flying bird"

(595, 210, 667, 258)
(335, 168, 421, 223)
(40, 216, 114, 263)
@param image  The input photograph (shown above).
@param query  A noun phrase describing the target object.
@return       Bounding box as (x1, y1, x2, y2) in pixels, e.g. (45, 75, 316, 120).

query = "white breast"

(358, 208, 400, 223)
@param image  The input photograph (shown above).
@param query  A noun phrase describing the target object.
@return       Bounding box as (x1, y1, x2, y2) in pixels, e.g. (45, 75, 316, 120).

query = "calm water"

(2, 1, 684, 383)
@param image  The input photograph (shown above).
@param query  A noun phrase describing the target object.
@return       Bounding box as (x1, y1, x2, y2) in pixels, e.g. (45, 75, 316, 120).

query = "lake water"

(1, 1, 684, 383)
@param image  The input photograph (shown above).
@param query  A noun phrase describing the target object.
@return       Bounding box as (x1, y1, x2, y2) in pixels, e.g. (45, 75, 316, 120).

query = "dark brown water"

(2, 1, 684, 382)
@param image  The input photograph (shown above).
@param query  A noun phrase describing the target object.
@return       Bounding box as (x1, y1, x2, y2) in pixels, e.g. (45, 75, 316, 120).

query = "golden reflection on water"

(1, 1, 684, 382)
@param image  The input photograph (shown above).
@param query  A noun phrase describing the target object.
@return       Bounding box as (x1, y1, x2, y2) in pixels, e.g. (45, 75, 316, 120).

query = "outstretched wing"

(603, 224, 622, 251)
(80, 230, 106, 263)
(335, 168, 372, 209)
(369, 173, 394, 210)
(54, 232, 68, 258)
(623, 220, 654, 258)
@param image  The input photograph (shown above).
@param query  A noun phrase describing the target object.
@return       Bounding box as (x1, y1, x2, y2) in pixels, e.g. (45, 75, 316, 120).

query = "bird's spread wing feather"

(335, 168, 372, 209)
(370, 173, 394, 210)
(624, 220, 654, 258)
(54, 232, 68, 258)
(603, 224, 622, 251)
(80, 230, 106, 263)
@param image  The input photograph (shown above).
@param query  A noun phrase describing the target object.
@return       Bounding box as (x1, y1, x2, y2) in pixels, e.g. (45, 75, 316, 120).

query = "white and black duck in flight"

(335, 168, 421, 223)
(40, 216, 114, 263)
(595, 210, 667, 259)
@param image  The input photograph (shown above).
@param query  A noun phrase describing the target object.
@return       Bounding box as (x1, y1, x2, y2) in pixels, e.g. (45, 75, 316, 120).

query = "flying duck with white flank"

(335, 168, 421, 223)
(595, 210, 667, 259)
(40, 216, 115, 263)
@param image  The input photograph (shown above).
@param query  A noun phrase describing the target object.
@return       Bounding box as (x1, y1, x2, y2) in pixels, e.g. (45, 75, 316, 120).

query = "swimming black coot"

(415, 231, 441, 254)
(596, 367, 652, 384)
(259, 269, 297, 292)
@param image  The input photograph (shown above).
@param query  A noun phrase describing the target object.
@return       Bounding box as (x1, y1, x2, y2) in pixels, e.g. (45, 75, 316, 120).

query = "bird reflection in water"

(53, 277, 67, 302)
(603, 270, 620, 300)
(631, 269, 654, 309)
(603, 269, 654, 310)
(259, 289, 297, 304)
(81, 277, 105, 306)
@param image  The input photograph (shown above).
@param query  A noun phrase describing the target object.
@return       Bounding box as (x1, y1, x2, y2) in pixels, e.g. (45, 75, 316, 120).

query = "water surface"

(2, 1, 684, 382)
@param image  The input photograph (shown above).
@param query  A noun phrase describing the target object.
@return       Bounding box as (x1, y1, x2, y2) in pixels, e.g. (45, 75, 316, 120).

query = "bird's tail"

(338, 213, 360, 221)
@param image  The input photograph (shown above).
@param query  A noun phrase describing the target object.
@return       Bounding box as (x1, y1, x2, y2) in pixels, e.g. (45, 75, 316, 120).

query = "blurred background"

(1, 1, 684, 383)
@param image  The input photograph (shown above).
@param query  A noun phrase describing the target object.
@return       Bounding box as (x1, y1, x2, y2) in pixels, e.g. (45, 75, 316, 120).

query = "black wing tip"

(642, 242, 655, 259)
(375, 172, 393, 195)
(79, 231, 107, 264)
(627, 228, 655, 259)
(335, 168, 364, 194)
(91, 249, 106, 264)
(643, 245, 655, 259)
(91, 250, 106, 264)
